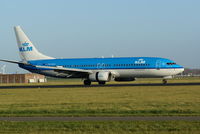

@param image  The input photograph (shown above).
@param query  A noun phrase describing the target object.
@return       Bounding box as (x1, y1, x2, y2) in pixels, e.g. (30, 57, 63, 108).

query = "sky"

(0, 0, 200, 73)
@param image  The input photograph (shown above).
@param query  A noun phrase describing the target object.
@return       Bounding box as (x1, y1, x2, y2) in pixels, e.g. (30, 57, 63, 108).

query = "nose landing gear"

(162, 79, 167, 84)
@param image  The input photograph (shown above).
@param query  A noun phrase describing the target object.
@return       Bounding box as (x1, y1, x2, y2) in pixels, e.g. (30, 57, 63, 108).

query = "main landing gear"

(83, 80, 106, 85)
(162, 79, 168, 84)
(84, 80, 91, 86)
(98, 81, 106, 85)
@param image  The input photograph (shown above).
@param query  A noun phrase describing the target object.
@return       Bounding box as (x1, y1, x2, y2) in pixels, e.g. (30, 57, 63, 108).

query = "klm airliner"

(0, 26, 184, 85)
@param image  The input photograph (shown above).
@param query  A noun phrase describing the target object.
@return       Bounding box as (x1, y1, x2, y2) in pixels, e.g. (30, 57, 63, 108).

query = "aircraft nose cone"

(176, 66, 184, 74)
(180, 67, 184, 73)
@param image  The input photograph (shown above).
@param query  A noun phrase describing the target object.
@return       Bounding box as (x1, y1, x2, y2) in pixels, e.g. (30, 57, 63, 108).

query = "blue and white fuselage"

(19, 57, 184, 82)
(0, 26, 184, 85)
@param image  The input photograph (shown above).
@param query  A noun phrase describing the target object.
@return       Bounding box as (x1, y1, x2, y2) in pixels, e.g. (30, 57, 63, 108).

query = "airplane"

(0, 26, 184, 85)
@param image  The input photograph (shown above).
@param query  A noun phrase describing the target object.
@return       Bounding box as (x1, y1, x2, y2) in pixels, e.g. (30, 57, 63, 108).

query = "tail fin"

(14, 26, 54, 61)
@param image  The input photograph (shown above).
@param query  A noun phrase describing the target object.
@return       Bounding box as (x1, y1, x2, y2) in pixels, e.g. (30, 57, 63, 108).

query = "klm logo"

(135, 59, 146, 64)
(19, 42, 33, 52)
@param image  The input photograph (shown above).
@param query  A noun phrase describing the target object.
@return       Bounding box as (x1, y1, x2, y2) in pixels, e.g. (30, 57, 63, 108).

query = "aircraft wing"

(0, 59, 92, 77)
(35, 65, 92, 77)
(36, 65, 92, 73)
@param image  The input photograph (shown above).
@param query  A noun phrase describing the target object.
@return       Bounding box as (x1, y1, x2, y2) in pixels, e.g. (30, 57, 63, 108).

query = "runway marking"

(0, 83, 200, 89)
(0, 116, 199, 121)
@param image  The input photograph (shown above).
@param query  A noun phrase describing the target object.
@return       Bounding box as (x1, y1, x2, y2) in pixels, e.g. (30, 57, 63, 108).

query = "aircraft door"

(97, 63, 105, 70)
(156, 60, 162, 70)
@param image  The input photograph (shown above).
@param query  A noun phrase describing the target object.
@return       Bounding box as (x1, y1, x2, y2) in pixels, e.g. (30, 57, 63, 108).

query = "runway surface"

(0, 82, 200, 89)
(0, 116, 199, 121)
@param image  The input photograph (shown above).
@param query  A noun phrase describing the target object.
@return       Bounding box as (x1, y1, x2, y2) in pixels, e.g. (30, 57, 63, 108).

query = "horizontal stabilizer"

(0, 59, 33, 66)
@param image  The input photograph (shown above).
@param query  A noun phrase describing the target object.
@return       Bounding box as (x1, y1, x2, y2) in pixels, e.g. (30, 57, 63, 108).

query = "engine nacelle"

(115, 77, 136, 82)
(89, 72, 112, 82)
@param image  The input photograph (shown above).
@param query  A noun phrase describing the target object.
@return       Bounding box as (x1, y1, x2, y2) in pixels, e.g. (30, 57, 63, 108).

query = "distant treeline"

(183, 68, 200, 75)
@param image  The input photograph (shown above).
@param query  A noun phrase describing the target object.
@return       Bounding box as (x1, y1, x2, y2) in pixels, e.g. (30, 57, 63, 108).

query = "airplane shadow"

(0, 82, 200, 89)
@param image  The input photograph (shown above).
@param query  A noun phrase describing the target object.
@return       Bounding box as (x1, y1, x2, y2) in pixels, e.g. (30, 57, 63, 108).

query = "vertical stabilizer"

(14, 26, 54, 61)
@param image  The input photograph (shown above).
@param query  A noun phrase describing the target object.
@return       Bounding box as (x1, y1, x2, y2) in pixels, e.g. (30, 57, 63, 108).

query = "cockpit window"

(167, 63, 176, 65)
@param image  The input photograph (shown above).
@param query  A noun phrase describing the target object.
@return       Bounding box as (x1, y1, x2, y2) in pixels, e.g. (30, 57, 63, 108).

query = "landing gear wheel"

(84, 80, 91, 85)
(162, 79, 167, 84)
(98, 81, 106, 85)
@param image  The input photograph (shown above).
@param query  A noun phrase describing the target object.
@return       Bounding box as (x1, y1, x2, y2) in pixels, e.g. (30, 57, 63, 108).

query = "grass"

(0, 78, 199, 133)
(0, 78, 199, 116)
(0, 121, 199, 134)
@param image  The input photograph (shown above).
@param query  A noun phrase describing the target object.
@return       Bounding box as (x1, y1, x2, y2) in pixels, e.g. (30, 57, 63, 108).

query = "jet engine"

(89, 71, 112, 82)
